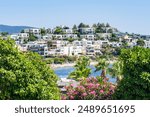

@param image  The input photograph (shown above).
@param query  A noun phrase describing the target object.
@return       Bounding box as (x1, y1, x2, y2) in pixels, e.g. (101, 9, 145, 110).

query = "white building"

(24, 28, 41, 36)
(96, 33, 111, 39)
(63, 29, 73, 34)
(109, 42, 122, 47)
(10, 34, 18, 40)
(63, 34, 78, 39)
(144, 40, 150, 48)
(55, 47, 70, 56)
(79, 27, 95, 34)
(53, 34, 63, 40)
(42, 34, 53, 40)
(18, 33, 29, 39)
(73, 40, 83, 46)
(80, 34, 95, 40)
(71, 46, 83, 56)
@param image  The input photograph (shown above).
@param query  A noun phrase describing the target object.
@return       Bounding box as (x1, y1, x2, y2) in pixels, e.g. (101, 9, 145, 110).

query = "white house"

(53, 34, 63, 40)
(18, 33, 29, 39)
(82, 39, 93, 47)
(79, 27, 95, 34)
(24, 28, 41, 36)
(109, 42, 122, 47)
(86, 46, 95, 56)
(63, 34, 78, 39)
(96, 33, 111, 39)
(55, 47, 70, 56)
(144, 40, 150, 48)
(80, 34, 95, 40)
(71, 46, 83, 56)
(42, 34, 53, 40)
(10, 34, 18, 40)
(63, 29, 73, 34)
(73, 40, 83, 46)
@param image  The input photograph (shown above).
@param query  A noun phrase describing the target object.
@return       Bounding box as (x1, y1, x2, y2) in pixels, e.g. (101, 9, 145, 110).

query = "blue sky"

(0, 0, 149, 34)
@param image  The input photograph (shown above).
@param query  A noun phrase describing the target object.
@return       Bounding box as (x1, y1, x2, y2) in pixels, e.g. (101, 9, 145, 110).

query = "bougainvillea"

(62, 77, 115, 100)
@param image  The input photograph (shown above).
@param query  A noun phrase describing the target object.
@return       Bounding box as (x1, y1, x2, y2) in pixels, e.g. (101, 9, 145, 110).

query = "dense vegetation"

(114, 47, 150, 99)
(44, 56, 77, 64)
(0, 38, 60, 100)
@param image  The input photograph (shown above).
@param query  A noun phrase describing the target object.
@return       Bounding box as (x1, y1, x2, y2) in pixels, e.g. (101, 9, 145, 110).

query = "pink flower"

(86, 78, 91, 82)
(70, 84, 74, 87)
(77, 86, 85, 91)
(82, 93, 87, 97)
(73, 91, 78, 95)
(88, 83, 94, 88)
(90, 91, 96, 95)
(69, 90, 74, 94)
(100, 90, 104, 93)
(61, 95, 67, 100)
(95, 83, 100, 88)
(110, 85, 115, 91)
(70, 96, 74, 100)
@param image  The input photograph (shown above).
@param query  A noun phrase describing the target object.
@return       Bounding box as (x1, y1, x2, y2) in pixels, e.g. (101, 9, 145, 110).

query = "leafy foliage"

(95, 58, 109, 78)
(108, 61, 123, 83)
(78, 23, 89, 28)
(41, 28, 46, 36)
(0, 38, 60, 100)
(54, 27, 64, 34)
(68, 56, 91, 81)
(114, 47, 150, 99)
(28, 33, 38, 41)
(136, 39, 145, 47)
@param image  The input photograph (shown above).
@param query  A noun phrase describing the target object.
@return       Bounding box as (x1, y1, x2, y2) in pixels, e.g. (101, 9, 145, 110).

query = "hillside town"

(1, 23, 150, 57)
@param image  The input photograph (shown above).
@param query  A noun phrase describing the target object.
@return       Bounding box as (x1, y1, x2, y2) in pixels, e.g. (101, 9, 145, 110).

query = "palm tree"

(108, 61, 123, 83)
(95, 58, 109, 79)
(68, 56, 91, 81)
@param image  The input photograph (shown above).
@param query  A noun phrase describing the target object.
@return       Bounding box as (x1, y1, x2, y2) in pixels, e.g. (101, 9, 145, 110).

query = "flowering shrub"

(62, 77, 115, 100)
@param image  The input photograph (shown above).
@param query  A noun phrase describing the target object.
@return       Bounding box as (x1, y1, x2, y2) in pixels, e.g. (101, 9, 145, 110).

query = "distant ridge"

(0, 24, 34, 34)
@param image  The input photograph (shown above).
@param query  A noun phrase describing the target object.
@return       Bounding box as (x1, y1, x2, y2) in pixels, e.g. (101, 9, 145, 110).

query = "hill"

(0, 24, 34, 34)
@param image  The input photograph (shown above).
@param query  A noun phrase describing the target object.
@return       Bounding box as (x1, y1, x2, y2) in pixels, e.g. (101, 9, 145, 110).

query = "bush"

(114, 47, 150, 99)
(53, 57, 65, 64)
(62, 77, 115, 100)
(0, 39, 60, 100)
(44, 58, 54, 64)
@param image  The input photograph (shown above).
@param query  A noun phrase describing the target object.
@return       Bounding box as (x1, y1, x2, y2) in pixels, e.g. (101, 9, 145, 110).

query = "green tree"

(54, 27, 64, 34)
(121, 40, 129, 48)
(137, 39, 145, 47)
(72, 25, 78, 34)
(1, 32, 8, 36)
(68, 56, 91, 81)
(92, 24, 97, 28)
(28, 33, 38, 41)
(0, 38, 60, 100)
(106, 23, 110, 27)
(53, 57, 65, 64)
(114, 47, 150, 99)
(41, 28, 46, 36)
(67, 38, 74, 43)
(21, 30, 24, 33)
(47, 41, 53, 47)
(95, 58, 109, 79)
(108, 61, 123, 83)
(78, 23, 89, 28)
